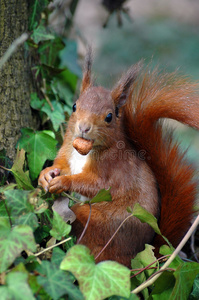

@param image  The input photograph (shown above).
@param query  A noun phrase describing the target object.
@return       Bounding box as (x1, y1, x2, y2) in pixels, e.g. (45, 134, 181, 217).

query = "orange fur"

(38, 60, 199, 267)
(124, 68, 199, 249)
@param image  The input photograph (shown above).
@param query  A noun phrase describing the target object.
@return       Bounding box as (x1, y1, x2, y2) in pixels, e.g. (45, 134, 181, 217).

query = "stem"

(63, 192, 82, 203)
(147, 268, 175, 281)
(132, 213, 199, 294)
(0, 165, 10, 171)
(95, 214, 132, 261)
(0, 33, 28, 70)
(41, 79, 54, 111)
(77, 203, 92, 244)
(131, 255, 170, 278)
(3, 198, 12, 227)
(34, 237, 72, 257)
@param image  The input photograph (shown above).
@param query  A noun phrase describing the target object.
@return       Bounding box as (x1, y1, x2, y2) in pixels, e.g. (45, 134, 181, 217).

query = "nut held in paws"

(73, 137, 93, 155)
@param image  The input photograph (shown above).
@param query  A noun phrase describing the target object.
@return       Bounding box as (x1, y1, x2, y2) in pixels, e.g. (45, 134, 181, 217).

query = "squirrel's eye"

(105, 113, 113, 123)
(72, 103, 76, 112)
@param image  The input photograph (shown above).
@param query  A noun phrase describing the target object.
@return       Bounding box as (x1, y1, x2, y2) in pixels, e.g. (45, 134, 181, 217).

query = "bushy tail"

(124, 67, 199, 249)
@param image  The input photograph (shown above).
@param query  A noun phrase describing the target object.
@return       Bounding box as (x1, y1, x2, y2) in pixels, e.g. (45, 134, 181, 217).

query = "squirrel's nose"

(79, 123, 91, 134)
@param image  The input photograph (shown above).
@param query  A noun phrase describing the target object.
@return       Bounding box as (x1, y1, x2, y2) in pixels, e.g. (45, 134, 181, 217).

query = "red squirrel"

(39, 52, 199, 267)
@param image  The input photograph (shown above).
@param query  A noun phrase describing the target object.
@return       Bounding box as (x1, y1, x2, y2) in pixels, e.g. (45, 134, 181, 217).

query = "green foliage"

(0, 218, 36, 273)
(31, 24, 55, 44)
(1, 1, 199, 299)
(1, 179, 199, 299)
(11, 148, 34, 190)
(17, 128, 58, 180)
(131, 245, 158, 299)
(4, 189, 38, 229)
(89, 188, 112, 204)
(60, 245, 131, 300)
(0, 271, 35, 300)
(29, 0, 49, 30)
(128, 203, 161, 235)
(37, 260, 83, 300)
(40, 100, 66, 131)
(129, 203, 172, 247)
(190, 274, 199, 300)
(50, 210, 71, 240)
(0, 187, 79, 299)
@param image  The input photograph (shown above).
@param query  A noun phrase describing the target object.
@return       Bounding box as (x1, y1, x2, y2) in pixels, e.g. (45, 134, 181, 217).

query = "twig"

(0, 165, 10, 171)
(41, 79, 54, 111)
(0, 33, 28, 70)
(132, 213, 199, 294)
(95, 214, 132, 260)
(77, 203, 92, 244)
(34, 237, 72, 257)
(147, 268, 175, 281)
(131, 255, 170, 278)
(63, 192, 82, 203)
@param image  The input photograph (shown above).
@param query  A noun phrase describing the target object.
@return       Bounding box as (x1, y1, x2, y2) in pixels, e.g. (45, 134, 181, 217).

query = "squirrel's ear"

(80, 47, 92, 94)
(111, 62, 142, 107)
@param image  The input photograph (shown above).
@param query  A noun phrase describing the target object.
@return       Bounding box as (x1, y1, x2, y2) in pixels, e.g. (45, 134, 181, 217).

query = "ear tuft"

(111, 61, 142, 107)
(80, 46, 93, 94)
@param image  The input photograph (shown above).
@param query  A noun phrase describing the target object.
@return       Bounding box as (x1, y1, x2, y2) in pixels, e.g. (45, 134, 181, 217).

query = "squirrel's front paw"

(49, 175, 71, 194)
(38, 167, 60, 192)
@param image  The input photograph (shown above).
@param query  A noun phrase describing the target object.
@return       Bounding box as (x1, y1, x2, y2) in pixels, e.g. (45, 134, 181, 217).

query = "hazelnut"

(73, 137, 93, 155)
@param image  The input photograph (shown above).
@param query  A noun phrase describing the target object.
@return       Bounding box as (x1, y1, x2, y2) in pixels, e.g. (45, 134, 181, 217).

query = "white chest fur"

(69, 149, 89, 175)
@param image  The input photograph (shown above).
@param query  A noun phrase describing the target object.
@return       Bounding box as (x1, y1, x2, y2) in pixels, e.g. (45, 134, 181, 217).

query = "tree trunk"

(0, 0, 37, 159)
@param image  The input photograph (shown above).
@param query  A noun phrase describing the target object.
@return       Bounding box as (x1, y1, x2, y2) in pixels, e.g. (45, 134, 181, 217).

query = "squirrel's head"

(69, 49, 141, 149)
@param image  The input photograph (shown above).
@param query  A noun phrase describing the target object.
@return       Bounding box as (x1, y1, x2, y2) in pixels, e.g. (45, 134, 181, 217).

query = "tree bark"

(0, 0, 37, 159)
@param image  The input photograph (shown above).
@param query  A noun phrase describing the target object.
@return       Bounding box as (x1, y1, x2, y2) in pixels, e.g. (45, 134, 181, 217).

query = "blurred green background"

(72, 0, 199, 170)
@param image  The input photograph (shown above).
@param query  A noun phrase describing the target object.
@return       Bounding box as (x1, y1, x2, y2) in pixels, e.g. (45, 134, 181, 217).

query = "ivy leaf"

(132, 244, 157, 277)
(0, 201, 9, 221)
(131, 256, 148, 299)
(159, 245, 182, 269)
(11, 148, 34, 190)
(30, 93, 45, 110)
(150, 271, 175, 299)
(59, 40, 82, 77)
(58, 69, 78, 92)
(5, 190, 34, 215)
(51, 79, 74, 114)
(0, 272, 35, 300)
(39, 37, 64, 66)
(89, 188, 112, 204)
(37, 260, 83, 300)
(131, 244, 157, 299)
(50, 210, 71, 240)
(41, 100, 65, 131)
(17, 128, 58, 180)
(15, 212, 38, 230)
(4, 190, 38, 230)
(0, 218, 36, 272)
(60, 245, 131, 300)
(51, 247, 66, 267)
(31, 24, 55, 44)
(189, 274, 199, 300)
(0, 183, 16, 194)
(128, 203, 161, 235)
(170, 262, 199, 299)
